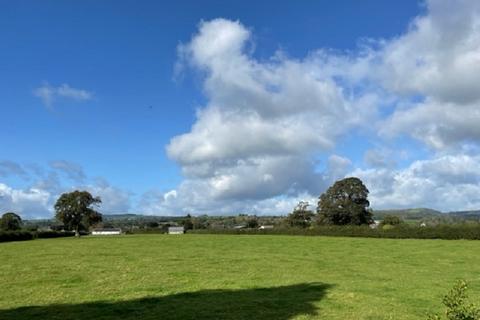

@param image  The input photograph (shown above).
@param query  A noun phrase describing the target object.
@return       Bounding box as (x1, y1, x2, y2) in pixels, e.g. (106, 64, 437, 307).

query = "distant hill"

(373, 208, 480, 221)
(23, 213, 184, 225)
(101, 214, 184, 222)
(447, 210, 480, 219)
(372, 208, 442, 220)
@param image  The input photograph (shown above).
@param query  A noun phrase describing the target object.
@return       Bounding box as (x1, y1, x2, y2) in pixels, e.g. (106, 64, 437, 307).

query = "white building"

(92, 228, 122, 235)
(168, 226, 185, 234)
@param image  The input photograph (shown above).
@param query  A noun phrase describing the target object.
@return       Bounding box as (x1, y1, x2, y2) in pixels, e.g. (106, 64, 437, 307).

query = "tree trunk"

(75, 225, 80, 237)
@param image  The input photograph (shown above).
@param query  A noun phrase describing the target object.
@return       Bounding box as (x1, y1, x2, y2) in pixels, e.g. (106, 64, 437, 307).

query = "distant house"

(233, 225, 245, 229)
(92, 228, 122, 235)
(258, 225, 274, 230)
(168, 226, 185, 234)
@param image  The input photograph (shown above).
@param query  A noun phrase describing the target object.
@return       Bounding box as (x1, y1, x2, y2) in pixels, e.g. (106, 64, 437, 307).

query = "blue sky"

(2, 0, 480, 218)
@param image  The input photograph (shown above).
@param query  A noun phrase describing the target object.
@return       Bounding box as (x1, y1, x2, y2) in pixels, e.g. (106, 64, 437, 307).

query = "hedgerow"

(0, 231, 35, 242)
(36, 231, 76, 238)
(188, 224, 480, 240)
(0, 230, 77, 243)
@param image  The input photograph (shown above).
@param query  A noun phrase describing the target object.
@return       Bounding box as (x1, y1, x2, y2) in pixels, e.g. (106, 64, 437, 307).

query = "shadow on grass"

(0, 283, 332, 320)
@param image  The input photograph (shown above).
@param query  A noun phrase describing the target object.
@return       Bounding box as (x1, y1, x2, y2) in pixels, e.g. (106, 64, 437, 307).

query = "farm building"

(168, 226, 185, 234)
(258, 225, 274, 230)
(92, 228, 122, 235)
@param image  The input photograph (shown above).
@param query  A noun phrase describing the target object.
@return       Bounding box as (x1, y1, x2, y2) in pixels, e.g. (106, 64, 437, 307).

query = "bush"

(380, 215, 403, 227)
(428, 280, 480, 320)
(0, 231, 34, 243)
(382, 224, 395, 231)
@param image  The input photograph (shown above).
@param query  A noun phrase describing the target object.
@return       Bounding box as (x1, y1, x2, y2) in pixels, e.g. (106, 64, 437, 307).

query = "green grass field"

(1, 234, 479, 319)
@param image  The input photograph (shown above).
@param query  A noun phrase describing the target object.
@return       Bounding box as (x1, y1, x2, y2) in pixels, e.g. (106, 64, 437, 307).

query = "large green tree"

(317, 177, 373, 225)
(0, 212, 22, 231)
(54, 190, 102, 236)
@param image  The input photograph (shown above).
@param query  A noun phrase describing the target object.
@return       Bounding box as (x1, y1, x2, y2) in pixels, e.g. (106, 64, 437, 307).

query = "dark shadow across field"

(0, 283, 331, 320)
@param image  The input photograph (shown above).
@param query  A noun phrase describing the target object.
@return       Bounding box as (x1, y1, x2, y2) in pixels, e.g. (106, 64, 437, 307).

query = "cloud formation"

(0, 183, 51, 218)
(7, 0, 480, 217)
(49, 160, 86, 183)
(373, 0, 480, 149)
(33, 83, 93, 107)
(352, 154, 480, 212)
(157, 0, 480, 214)
(161, 19, 375, 214)
(0, 161, 131, 219)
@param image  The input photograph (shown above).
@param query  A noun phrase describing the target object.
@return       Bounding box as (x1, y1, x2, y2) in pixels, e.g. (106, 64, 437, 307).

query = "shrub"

(382, 224, 395, 231)
(380, 215, 403, 227)
(428, 280, 480, 320)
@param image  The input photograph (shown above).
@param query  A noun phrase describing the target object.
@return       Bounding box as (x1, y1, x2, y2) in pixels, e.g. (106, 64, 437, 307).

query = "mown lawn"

(1, 234, 479, 319)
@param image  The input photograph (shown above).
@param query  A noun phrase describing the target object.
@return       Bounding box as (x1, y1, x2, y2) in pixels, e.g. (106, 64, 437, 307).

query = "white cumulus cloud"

(352, 154, 480, 211)
(0, 183, 52, 218)
(160, 0, 480, 214)
(164, 19, 375, 213)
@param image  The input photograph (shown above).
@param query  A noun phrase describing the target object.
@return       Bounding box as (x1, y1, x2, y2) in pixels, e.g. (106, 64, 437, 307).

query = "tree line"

(1, 176, 375, 235)
(4, 176, 480, 240)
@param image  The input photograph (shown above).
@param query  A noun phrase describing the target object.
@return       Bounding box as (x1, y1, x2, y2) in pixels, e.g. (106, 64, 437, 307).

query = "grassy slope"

(0, 234, 479, 319)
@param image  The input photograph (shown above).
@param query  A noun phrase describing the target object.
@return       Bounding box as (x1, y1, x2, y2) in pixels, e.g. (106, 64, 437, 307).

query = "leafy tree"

(286, 201, 315, 228)
(147, 221, 159, 228)
(317, 177, 373, 225)
(0, 212, 22, 231)
(380, 215, 403, 227)
(181, 214, 194, 231)
(54, 190, 102, 236)
(192, 215, 209, 229)
(246, 216, 259, 229)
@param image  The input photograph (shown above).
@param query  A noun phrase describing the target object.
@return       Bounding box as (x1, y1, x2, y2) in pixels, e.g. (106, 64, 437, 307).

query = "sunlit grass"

(1, 234, 479, 319)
